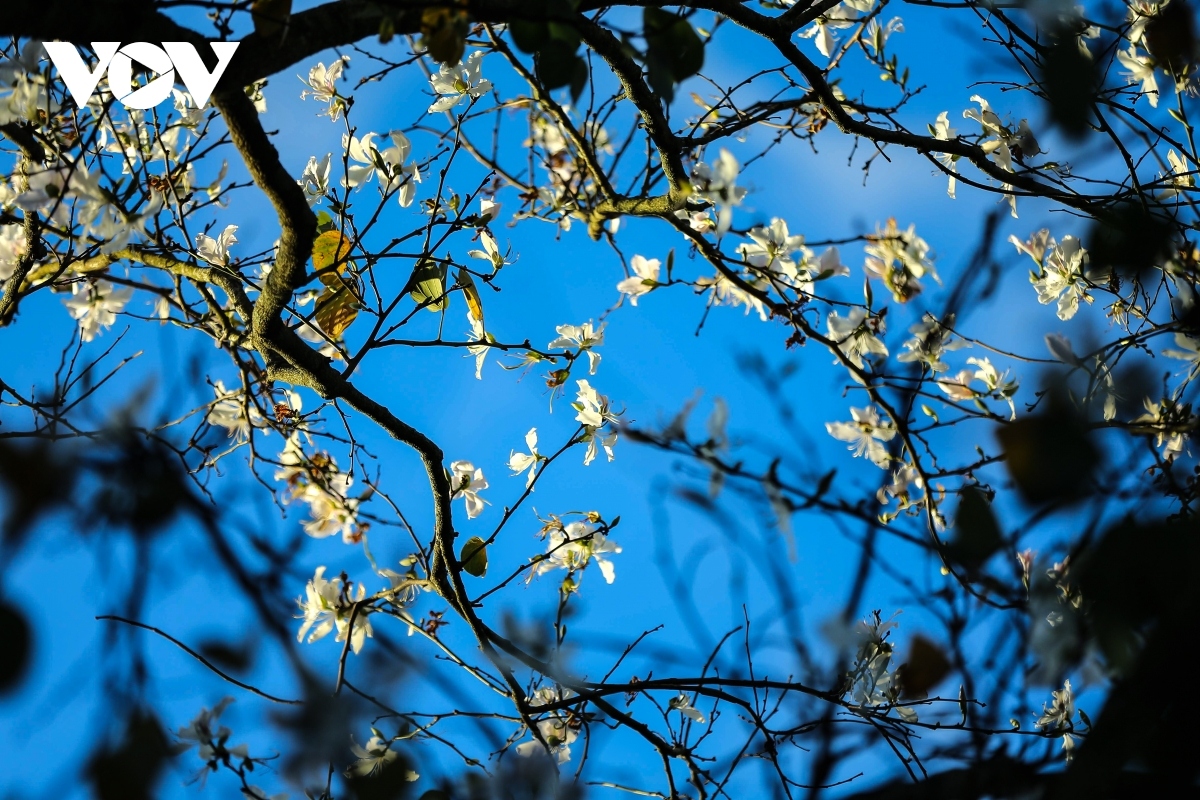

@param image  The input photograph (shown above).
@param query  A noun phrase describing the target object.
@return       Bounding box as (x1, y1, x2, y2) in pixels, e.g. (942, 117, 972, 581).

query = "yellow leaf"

(315, 286, 358, 339)
(421, 6, 469, 66)
(312, 229, 353, 287)
(457, 268, 484, 324)
(460, 536, 488, 577)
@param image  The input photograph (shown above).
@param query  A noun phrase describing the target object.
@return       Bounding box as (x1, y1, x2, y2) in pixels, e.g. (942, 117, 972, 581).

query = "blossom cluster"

(275, 434, 367, 543)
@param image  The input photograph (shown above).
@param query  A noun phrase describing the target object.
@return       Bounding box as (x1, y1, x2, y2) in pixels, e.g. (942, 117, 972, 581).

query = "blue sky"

(0, 3, 1126, 797)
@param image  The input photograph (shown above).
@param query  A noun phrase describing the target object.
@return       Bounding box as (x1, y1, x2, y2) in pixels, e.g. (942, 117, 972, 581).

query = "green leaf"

(378, 15, 396, 44)
(196, 639, 252, 673)
(535, 39, 589, 102)
(568, 54, 588, 103)
(995, 391, 1100, 504)
(899, 635, 951, 698)
(0, 600, 30, 694)
(87, 711, 172, 800)
(511, 20, 549, 53)
(1040, 35, 1099, 141)
(460, 536, 488, 577)
(814, 469, 835, 498)
(644, 8, 705, 102)
(1087, 200, 1175, 279)
(547, 21, 582, 50)
(407, 260, 448, 312)
(947, 486, 1002, 571)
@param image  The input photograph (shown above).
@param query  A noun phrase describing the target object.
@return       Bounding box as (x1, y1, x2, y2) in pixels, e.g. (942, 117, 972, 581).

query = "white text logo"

(42, 41, 240, 110)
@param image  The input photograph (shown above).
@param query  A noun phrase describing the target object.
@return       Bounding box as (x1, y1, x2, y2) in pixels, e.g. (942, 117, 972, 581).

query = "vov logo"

(42, 41, 240, 110)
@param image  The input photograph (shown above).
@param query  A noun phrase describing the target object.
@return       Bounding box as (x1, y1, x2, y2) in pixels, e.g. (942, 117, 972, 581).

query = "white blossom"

(1159, 149, 1194, 200)
(449, 460, 489, 519)
(1133, 397, 1195, 461)
(1, 48, 58, 128)
(969, 356, 1019, 419)
(379, 557, 430, 607)
(207, 380, 265, 442)
(0, 221, 28, 282)
(897, 315, 965, 374)
(299, 472, 361, 542)
(692, 149, 747, 235)
(15, 159, 105, 215)
(674, 206, 716, 234)
(877, 463, 924, 506)
(515, 688, 580, 762)
(1029, 235, 1101, 321)
(839, 611, 906, 710)
(0, 40, 47, 126)
(63, 279, 132, 342)
(864, 218, 938, 302)
(515, 715, 579, 763)
(274, 435, 364, 543)
(1126, 0, 1161, 46)
(1045, 332, 1081, 365)
(864, 16, 905, 54)
(963, 96, 1039, 216)
(616, 255, 661, 305)
(826, 308, 888, 370)
(549, 321, 604, 375)
(345, 736, 400, 778)
(343, 131, 421, 207)
(298, 154, 331, 206)
(529, 519, 621, 584)
(931, 111, 958, 197)
(296, 317, 342, 360)
(1036, 679, 1078, 760)
(427, 51, 493, 113)
(153, 295, 171, 320)
(1009, 229, 1051, 266)
(508, 428, 541, 489)
(175, 697, 239, 762)
(802, 247, 850, 292)
(937, 369, 977, 401)
(479, 198, 501, 221)
(800, 1, 869, 58)
(696, 272, 769, 320)
(573, 379, 619, 429)
(1117, 46, 1159, 107)
(526, 114, 569, 157)
(1163, 332, 1200, 379)
(467, 231, 509, 272)
(738, 218, 808, 279)
(826, 405, 895, 468)
(669, 693, 707, 724)
(299, 57, 349, 120)
(296, 566, 372, 654)
(465, 315, 493, 380)
(582, 427, 618, 466)
(171, 88, 203, 130)
(195, 223, 238, 267)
